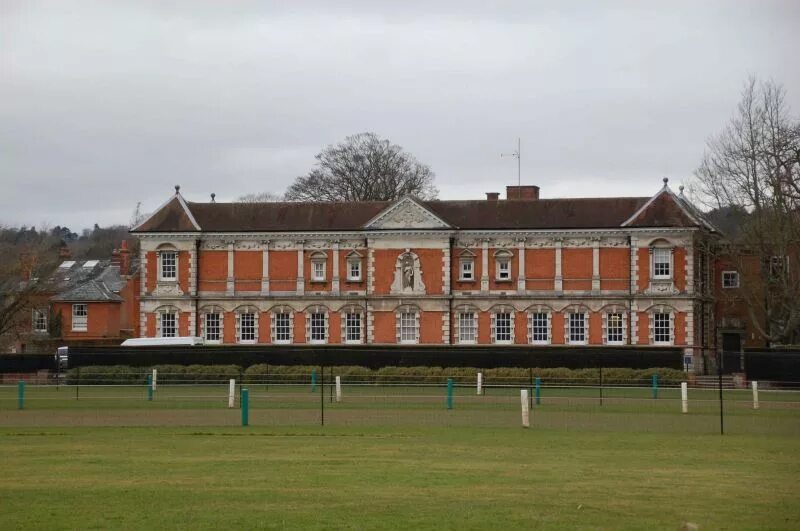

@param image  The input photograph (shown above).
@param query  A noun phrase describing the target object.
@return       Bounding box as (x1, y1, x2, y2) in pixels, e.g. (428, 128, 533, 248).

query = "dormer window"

(495, 250, 513, 281)
(346, 252, 362, 281)
(159, 250, 177, 281)
(310, 252, 327, 282)
(652, 247, 672, 279)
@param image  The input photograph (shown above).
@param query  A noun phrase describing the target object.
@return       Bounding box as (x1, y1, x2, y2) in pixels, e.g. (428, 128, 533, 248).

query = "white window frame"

(272, 310, 293, 344)
(203, 312, 222, 343)
(652, 247, 672, 279)
(347, 258, 362, 282)
(652, 311, 673, 345)
(457, 311, 477, 344)
(605, 312, 625, 345)
(159, 250, 177, 281)
(159, 311, 177, 338)
(308, 311, 328, 344)
(32, 309, 48, 333)
(722, 270, 739, 289)
(71, 304, 88, 332)
(493, 311, 513, 344)
(567, 312, 587, 345)
(496, 259, 511, 281)
(528, 311, 550, 344)
(311, 259, 326, 282)
(238, 311, 257, 344)
(344, 312, 362, 344)
(460, 259, 474, 281)
(397, 310, 419, 344)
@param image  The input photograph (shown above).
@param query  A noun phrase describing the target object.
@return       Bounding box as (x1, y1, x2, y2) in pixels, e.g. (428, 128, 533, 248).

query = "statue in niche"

(391, 250, 426, 295)
(402, 255, 415, 290)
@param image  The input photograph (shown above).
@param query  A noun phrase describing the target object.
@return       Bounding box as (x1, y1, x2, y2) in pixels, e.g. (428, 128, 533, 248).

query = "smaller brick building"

(13, 242, 140, 353)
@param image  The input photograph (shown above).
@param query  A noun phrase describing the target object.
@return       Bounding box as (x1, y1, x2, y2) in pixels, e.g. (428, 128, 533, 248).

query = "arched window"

(490, 305, 515, 344)
(306, 305, 329, 344)
(270, 306, 294, 344)
(235, 306, 259, 344)
(310, 252, 327, 282)
(156, 244, 178, 282)
(341, 305, 364, 344)
(155, 306, 180, 338)
(199, 305, 224, 343)
(454, 305, 479, 344)
(601, 305, 628, 345)
(395, 305, 420, 344)
(526, 305, 552, 345)
(494, 250, 513, 281)
(563, 306, 589, 345)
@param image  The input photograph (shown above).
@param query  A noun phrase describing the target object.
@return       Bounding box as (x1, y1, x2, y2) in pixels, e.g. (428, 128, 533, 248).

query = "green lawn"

(0, 426, 798, 529)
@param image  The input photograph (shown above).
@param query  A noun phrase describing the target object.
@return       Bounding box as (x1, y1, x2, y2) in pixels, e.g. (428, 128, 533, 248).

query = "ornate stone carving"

(154, 282, 184, 296)
(368, 198, 449, 229)
(390, 250, 427, 295)
(645, 280, 679, 295)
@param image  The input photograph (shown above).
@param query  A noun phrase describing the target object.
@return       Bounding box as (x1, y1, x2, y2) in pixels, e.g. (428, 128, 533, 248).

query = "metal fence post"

(446, 378, 454, 410)
(652, 373, 659, 399)
(311, 369, 317, 393)
(241, 388, 249, 427)
(146, 375, 153, 401)
(535, 377, 541, 405)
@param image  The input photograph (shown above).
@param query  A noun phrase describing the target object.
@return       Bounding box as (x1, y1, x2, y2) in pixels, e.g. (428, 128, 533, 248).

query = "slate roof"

(47, 260, 136, 302)
(132, 183, 713, 233)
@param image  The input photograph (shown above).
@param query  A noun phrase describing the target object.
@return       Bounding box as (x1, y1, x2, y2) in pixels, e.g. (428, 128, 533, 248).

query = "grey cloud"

(1, 0, 798, 229)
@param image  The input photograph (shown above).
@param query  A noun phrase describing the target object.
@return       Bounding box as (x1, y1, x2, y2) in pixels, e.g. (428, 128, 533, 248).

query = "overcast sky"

(2, 0, 798, 231)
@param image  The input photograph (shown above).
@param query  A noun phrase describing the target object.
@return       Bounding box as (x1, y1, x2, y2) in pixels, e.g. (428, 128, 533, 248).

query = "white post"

(335, 376, 342, 403)
(681, 382, 688, 413)
(477, 372, 483, 395)
(228, 379, 236, 408)
(520, 389, 530, 428)
(752, 381, 759, 410)
(152, 369, 157, 391)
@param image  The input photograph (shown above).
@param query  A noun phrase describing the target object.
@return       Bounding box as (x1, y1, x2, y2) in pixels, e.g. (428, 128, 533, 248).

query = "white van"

(120, 337, 205, 347)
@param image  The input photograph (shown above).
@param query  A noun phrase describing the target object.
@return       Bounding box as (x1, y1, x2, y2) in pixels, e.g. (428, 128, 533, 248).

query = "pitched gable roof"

(132, 191, 201, 232)
(621, 180, 712, 229)
(364, 196, 451, 229)
(52, 279, 124, 302)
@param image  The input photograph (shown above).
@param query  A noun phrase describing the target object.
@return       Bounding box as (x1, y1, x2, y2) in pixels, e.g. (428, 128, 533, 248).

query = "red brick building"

(13, 242, 140, 353)
(132, 179, 719, 370)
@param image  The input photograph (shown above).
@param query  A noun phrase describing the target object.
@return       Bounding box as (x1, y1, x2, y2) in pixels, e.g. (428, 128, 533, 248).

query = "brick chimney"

(485, 192, 500, 201)
(506, 185, 540, 200)
(118, 240, 131, 276)
(19, 252, 35, 281)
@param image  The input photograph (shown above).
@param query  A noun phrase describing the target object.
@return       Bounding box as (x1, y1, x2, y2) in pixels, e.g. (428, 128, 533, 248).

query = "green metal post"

(241, 388, 249, 426)
(18, 380, 25, 410)
(146, 375, 153, 401)
(652, 374, 659, 399)
(446, 378, 454, 410)
(311, 369, 317, 393)
(535, 377, 541, 405)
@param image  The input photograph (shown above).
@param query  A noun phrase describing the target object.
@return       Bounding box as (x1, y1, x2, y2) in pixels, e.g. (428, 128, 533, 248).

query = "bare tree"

(285, 132, 438, 202)
(694, 77, 800, 345)
(0, 230, 62, 350)
(237, 191, 283, 203)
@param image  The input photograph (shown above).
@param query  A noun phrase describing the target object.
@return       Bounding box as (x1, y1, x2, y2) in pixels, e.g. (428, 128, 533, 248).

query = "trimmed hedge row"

(66, 364, 685, 385)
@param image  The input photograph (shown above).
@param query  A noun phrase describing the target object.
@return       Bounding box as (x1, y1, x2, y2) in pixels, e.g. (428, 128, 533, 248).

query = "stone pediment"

(364, 197, 451, 230)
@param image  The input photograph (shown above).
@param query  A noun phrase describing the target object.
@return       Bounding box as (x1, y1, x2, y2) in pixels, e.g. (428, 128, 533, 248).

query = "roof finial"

(662, 177, 668, 187)
(679, 185, 685, 196)
(210, 193, 216, 203)
(174, 185, 181, 194)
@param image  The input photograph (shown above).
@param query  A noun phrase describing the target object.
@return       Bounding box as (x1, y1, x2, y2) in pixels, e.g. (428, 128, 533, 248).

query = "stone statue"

(402, 255, 414, 290)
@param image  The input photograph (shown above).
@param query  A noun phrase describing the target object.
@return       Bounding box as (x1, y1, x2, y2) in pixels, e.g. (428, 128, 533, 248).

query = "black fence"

(1, 345, 683, 373)
(744, 349, 800, 382)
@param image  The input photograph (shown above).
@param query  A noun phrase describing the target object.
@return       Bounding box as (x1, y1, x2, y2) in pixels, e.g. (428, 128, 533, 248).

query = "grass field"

(2, 383, 799, 529)
(1, 425, 799, 529)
